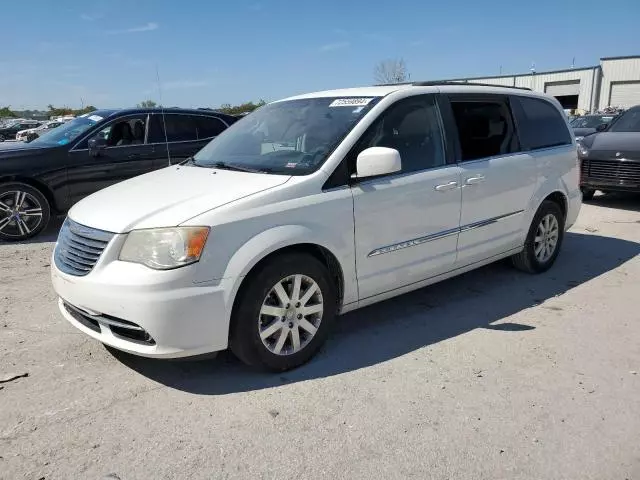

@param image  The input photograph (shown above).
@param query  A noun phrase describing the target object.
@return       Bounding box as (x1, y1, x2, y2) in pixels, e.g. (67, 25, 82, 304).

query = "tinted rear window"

(512, 96, 572, 150)
(195, 116, 226, 139)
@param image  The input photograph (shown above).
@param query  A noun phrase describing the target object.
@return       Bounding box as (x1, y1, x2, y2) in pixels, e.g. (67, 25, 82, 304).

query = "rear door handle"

(434, 181, 459, 192)
(465, 175, 485, 185)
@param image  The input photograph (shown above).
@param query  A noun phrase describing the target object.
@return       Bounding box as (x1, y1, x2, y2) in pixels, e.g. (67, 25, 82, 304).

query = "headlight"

(119, 227, 210, 270)
(577, 142, 589, 158)
(575, 136, 584, 142)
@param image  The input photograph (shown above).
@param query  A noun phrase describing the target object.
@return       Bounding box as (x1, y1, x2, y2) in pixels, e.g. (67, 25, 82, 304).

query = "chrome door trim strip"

(368, 227, 460, 257)
(367, 210, 524, 257)
(459, 210, 524, 232)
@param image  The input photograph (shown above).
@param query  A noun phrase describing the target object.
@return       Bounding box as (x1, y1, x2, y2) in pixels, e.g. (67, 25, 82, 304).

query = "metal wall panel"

(600, 58, 640, 109)
(545, 80, 581, 96)
(609, 81, 640, 108)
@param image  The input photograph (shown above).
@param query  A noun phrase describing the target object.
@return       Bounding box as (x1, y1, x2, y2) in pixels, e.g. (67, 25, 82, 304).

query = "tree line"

(1, 105, 97, 119)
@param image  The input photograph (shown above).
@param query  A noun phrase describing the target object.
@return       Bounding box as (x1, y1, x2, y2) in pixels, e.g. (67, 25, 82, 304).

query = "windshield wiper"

(180, 156, 196, 166)
(211, 162, 272, 174)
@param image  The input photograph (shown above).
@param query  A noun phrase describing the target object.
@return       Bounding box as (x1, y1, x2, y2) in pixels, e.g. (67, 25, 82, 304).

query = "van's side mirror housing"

(355, 147, 402, 178)
(596, 123, 608, 132)
(88, 137, 106, 156)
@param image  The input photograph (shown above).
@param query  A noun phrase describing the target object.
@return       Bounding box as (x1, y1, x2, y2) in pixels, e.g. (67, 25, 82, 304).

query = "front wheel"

(0, 183, 51, 241)
(230, 253, 337, 371)
(511, 200, 565, 274)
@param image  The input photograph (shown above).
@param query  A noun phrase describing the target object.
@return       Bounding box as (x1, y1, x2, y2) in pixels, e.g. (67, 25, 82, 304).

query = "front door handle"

(465, 175, 485, 185)
(434, 181, 458, 192)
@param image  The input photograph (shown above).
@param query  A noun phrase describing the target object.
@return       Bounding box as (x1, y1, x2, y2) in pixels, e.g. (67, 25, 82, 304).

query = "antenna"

(155, 64, 171, 166)
(571, 57, 575, 69)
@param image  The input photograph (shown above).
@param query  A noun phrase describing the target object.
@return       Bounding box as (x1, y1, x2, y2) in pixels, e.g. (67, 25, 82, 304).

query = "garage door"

(545, 80, 580, 96)
(609, 81, 640, 108)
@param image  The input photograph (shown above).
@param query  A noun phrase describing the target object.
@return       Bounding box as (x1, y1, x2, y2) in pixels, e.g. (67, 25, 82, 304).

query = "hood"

(68, 165, 291, 233)
(585, 132, 640, 152)
(0, 141, 51, 153)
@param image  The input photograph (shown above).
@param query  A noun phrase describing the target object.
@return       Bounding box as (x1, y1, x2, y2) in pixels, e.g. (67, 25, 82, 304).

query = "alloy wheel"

(258, 274, 324, 356)
(0, 190, 44, 238)
(533, 213, 559, 263)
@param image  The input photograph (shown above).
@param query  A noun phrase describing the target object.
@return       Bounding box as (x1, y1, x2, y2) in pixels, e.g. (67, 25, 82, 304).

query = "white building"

(440, 55, 640, 113)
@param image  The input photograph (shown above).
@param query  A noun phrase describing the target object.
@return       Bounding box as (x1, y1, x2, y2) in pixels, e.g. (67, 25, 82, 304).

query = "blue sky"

(2, 0, 639, 110)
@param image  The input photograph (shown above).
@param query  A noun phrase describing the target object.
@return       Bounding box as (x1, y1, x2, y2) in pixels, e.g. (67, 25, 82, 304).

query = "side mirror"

(88, 137, 106, 156)
(596, 123, 608, 132)
(355, 147, 402, 179)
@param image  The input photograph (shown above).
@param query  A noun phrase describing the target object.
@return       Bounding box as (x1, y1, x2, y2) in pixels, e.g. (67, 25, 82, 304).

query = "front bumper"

(51, 236, 235, 358)
(580, 158, 640, 193)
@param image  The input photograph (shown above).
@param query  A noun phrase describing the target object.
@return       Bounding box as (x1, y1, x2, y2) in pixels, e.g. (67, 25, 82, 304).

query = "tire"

(581, 187, 595, 201)
(230, 253, 337, 371)
(0, 134, 5, 142)
(0, 182, 51, 241)
(511, 200, 565, 274)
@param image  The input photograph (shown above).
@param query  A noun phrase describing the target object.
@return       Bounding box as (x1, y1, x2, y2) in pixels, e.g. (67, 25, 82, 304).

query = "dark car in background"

(570, 114, 617, 141)
(0, 107, 237, 241)
(0, 120, 42, 141)
(578, 106, 640, 200)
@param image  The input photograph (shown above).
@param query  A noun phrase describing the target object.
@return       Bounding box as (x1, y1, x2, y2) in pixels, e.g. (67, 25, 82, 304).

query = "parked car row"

(16, 119, 68, 142)
(0, 119, 42, 141)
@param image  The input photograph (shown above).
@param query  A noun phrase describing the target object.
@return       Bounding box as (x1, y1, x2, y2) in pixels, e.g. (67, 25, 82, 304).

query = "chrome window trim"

(355, 163, 457, 187)
(455, 143, 573, 166)
(367, 210, 524, 257)
(69, 112, 228, 152)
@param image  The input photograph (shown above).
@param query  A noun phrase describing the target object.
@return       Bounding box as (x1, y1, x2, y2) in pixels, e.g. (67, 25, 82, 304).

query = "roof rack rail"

(411, 81, 531, 91)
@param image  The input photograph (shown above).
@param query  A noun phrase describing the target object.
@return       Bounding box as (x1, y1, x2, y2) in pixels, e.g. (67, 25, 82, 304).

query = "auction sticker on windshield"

(329, 98, 374, 107)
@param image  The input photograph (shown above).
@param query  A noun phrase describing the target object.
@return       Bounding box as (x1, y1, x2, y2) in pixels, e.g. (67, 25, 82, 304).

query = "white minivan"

(51, 83, 581, 371)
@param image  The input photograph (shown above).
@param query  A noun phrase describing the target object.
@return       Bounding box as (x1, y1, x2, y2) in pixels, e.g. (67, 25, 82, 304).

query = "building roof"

(600, 55, 640, 61)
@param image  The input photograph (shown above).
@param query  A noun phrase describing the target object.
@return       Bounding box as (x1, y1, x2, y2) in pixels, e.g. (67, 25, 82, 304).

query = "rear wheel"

(581, 187, 595, 201)
(0, 183, 51, 241)
(0, 134, 5, 142)
(511, 200, 565, 274)
(230, 253, 337, 371)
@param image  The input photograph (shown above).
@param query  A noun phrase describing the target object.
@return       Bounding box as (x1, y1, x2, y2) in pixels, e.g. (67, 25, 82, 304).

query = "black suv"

(0, 108, 236, 241)
(578, 105, 640, 200)
(0, 120, 42, 141)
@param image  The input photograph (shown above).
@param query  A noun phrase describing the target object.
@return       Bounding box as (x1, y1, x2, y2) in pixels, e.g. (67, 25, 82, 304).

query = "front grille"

(582, 159, 640, 185)
(54, 219, 114, 276)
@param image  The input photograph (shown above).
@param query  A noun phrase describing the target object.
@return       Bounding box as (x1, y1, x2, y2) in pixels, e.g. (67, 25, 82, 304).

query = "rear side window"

(195, 116, 226, 139)
(512, 96, 572, 150)
(147, 114, 198, 143)
(449, 97, 518, 161)
(165, 114, 198, 142)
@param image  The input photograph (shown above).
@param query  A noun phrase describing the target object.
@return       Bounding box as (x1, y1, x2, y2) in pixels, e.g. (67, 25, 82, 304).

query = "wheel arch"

(231, 242, 345, 315)
(0, 175, 59, 213)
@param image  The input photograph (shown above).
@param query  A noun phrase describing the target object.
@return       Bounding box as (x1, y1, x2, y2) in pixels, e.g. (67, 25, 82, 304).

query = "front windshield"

(570, 116, 614, 128)
(193, 97, 380, 174)
(608, 109, 640, 132)
(30, 114, 104, 146)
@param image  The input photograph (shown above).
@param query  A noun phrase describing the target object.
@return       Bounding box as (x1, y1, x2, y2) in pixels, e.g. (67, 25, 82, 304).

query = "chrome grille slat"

(583, 159, 640, 184)
(66, 237, 104, 254)
(54, 219, 115, 277)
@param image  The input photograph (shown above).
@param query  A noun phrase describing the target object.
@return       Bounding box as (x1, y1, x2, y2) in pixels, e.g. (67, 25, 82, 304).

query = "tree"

(216, 100, 266, 116)
(137, 100, 158, 108)
(373, 58, 409, 84)
(0, 106, 17, 118)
